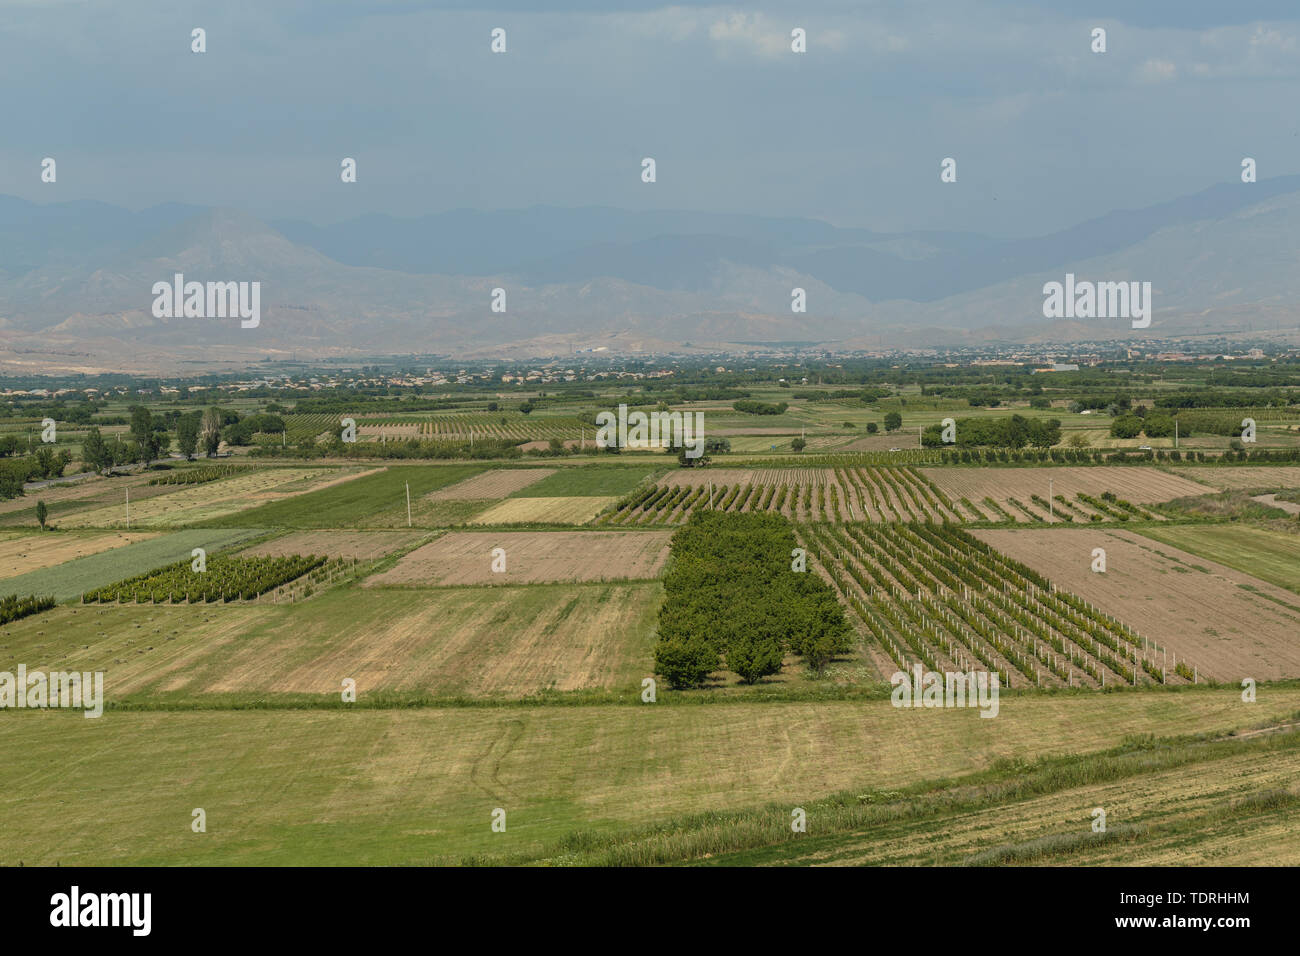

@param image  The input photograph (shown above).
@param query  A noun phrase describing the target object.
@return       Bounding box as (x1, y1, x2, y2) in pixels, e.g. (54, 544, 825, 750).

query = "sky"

(3, 0, 1299, 237)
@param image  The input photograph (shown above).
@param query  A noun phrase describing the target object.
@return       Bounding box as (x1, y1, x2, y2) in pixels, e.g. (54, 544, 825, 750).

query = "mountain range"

(3, 178, 1300, 374)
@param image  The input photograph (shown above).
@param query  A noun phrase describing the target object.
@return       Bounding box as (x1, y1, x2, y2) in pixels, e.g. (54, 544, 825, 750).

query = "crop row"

(82, 555, 329, 604)
(799, 522, 1196, 689)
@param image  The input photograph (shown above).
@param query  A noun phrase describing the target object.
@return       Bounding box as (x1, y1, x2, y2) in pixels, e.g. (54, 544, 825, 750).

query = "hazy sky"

(3, 0, 1299, 236)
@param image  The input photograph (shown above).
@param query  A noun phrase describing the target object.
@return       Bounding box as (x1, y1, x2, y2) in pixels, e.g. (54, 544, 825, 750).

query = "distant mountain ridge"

(2, 178, 1300, 372)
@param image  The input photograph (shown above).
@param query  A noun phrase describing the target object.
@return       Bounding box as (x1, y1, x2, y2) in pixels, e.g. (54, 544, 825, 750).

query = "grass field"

(0, 528, 266, 601)
(1134, 524, 1300, 595)
(0, 582, 662, 701)
(202, 465, 486, 529)
(2, 688, 1296, 865)
(701, 725, 1300, 866)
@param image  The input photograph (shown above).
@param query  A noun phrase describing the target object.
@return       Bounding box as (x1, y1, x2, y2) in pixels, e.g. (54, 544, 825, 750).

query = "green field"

(1135, 524, 1300, 594)
(0, 528, 266, 601)
(202, 464, 485, 529)
(2, 687, 1296, 865)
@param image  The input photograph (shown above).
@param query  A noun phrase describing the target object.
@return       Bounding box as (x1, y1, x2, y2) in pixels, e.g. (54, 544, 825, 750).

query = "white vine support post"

(406, 481, 412, 528)
(125, 487, 130, 529)
(1049, 478, 1053, 520)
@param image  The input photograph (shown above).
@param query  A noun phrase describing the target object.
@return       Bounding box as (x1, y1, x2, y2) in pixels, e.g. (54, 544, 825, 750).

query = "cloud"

(1137, 58, 1178, 82)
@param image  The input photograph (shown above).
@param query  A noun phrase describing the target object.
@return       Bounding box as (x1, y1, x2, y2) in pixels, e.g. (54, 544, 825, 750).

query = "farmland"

(426, 468, 556, 500)
(0, 530, 157, 579)
(1132, 524, 1300, 595)
(201, 464, 486, 529)
(0, 529, 266, 601)
(973, 527, 1300, 681)
(2, 688, 1298, 865)
(240, 531, 429, 561)
(0, 582, 663, 702)
(469, 496, 618, 525)
(59, 467, 373, 529)
(6, 361, 1300, 869)
(597, 465, 1200, 525)
(367, 530, 672, 586)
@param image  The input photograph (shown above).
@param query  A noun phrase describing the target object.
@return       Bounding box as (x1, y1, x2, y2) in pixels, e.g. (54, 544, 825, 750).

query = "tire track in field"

(470, 717, 527, 802)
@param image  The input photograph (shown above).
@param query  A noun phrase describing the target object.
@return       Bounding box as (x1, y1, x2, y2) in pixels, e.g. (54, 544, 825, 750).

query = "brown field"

(1172, 466, 1300, 491)
(0, 531, 158, 579)
(974, 527, 1300, 681)
(468, 496, 617, 525)
(367, 530, 673, 586)
(923, 466, 1207, 523)
(186, 585, 660, 697)
(426, 468, 555, 500)
(240, 531, 429, 561)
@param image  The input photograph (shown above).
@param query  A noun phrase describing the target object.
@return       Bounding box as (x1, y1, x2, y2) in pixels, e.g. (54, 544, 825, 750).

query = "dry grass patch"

(367, 530, 672, 586)
(468, 496, 617, 525)
(924, 466, 1207, 508)
(240, 531, 428, 562)
(61, 467, 380, 528)
(0, 531, 158, 579)
(1175, 466, 1300, 491)
(974, 527, 1300, 681)
(426, 468, 555, 501)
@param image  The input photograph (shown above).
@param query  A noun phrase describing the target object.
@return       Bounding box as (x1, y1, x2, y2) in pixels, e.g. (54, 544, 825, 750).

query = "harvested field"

(240, 531, 429, 562)
(0, 583, 661, 701)
(1173, 466, 1300, 491)
(60, 468, 380, 529)
(925, 466, 1206, 506)
(973, 527, 1300, 682)
(0, 531, 158, 579)
(367, 530, 673, 586)
(0, 472, 174, 524)
(426, 468, 555, 500)
(468, 496, 617, 525)
(5, 689, 1299, 864)
(0, 528, 265, 601)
